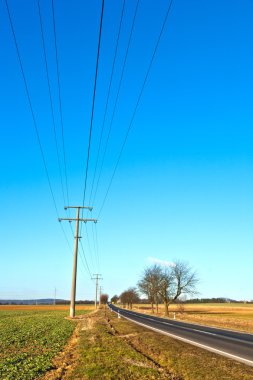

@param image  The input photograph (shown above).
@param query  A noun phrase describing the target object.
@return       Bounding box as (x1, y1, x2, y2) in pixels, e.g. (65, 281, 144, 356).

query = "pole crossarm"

(58, 218, 97, 223)
(64, 206, 93, 211)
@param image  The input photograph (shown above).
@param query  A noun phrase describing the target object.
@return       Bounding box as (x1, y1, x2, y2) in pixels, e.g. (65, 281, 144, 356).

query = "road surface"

(108, 303, 253, 366)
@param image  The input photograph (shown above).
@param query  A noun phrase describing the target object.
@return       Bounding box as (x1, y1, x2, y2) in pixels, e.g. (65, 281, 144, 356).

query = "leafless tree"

(120, 288, 139, 309)
(137, 265, 162, 313)
(161, 261, 198, 315)
(120, 291, 128, 308)
(111, 295, 119, 304)
(138, 261, 198, 316)
(100, 294, 109, 305)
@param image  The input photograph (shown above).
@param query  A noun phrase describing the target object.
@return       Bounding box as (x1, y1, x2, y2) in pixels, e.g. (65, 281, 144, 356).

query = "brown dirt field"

(132, 303, 253, 333)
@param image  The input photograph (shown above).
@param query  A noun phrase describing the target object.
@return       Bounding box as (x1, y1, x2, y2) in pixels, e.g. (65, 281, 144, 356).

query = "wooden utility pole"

(99, 286, 102, 306)
(59, 206, 97, 318)
(92, 274, 102, 309)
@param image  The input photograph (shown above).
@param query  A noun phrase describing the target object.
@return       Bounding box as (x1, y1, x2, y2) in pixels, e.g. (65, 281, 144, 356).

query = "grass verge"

(67, 309, 175, 379)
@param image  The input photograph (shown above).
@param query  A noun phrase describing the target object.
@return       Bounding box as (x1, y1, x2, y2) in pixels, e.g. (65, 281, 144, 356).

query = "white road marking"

(159, 321, 217, 336)
(124, 312, 218, 336)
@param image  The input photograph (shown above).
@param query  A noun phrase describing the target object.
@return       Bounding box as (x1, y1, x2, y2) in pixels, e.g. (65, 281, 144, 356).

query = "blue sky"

(0, 0, 253, 301)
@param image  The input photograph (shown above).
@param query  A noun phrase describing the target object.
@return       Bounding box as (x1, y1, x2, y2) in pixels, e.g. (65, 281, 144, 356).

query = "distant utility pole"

(59, 206, 97, 318)
(99, 286, 102, 306)
(91, 274, 102, 309)
(54, 288, 56, 306)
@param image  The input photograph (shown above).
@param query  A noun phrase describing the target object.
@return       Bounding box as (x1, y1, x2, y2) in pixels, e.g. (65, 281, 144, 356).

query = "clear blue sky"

(0, 0, 252, 301)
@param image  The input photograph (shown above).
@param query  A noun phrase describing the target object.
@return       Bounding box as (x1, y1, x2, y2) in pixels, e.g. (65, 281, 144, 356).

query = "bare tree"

(158, 267, 174, 316)
(120, 291, 128, 308)
(100, 294, 109, 305)
(120, 288, 139, 309)
(111, 295, 119, 304)
(172, 261, 199, 300)
(137, 265, 162, 313)
(159, 261, 198, 316)
(138, 261, 198, 316)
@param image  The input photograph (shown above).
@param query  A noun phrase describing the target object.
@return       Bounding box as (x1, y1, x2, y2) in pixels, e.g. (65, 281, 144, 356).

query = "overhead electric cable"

(88, 0, 126, 204)
(84, 223, 96, 271)
(5, 0, 75, 261)
(5, 0, 59, 216)
(51, 0, 94, 274)
(92, 222, 99, 271)
(51, 0, 70, 206)
(97, 0, 174, 217)
(80, 0, 105, 274)
(82, 0, 105, 207)
(79, 239, 92, 278)
(94, 222, 100, 271)
(91, 211, 100, 271)
(37, 0, 66, 206)
(68, 222, 92, 277)
(91, 0, 140, 206)
(38, 1, 92, 277)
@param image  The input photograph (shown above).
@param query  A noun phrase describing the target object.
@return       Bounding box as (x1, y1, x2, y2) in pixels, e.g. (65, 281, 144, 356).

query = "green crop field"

(0, 307, 89, 380)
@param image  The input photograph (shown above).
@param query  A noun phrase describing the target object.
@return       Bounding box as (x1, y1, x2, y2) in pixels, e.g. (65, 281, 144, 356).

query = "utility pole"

(99, 286, 102, 306)
(91, 274, 102, 309)
(54, 288, 56, 306)
(59, 206, 97, 318)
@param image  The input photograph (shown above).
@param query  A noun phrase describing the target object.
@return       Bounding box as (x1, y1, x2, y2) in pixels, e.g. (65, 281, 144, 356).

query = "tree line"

(111, 260, 199, 316)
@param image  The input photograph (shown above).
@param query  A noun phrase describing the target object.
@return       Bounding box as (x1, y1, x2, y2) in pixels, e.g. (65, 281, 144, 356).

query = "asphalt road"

(108, 303, 253, 366)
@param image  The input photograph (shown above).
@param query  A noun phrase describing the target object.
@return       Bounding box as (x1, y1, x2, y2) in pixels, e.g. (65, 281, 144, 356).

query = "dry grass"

(66, 309, 173, 379)
(132, 303, 253, 333)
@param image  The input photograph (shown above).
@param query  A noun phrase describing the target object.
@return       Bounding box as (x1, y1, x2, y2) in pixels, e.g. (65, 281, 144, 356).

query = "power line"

(80, 0, 105, 272)
(51, 0, 70, 206)
(79, 239, 93, 278)
(39, 1, 91, 276)
(94, 222, 100, 272)
(79, 223, 96, 278)
(88, 0, 126, 205)
(67, 215, 93, 278)
(5, 0, 59, 217)
(91, 0, 140, 207)
(82, 0, 105, 207)
(37, 0, 66, 206)
(68, 221, 93, 278)
(84, 223, 96, 272)
(4, 0, 87, 279)
(97, 0, 174, 217)
(91, 211, 100, 271)
(6, 0, 96, 284)
(38, 1, 91, 278)
(68, 222, 93, 278)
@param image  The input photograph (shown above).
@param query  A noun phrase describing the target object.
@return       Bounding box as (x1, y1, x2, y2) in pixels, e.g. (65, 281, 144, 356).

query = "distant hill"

(0, 299, 94, 305)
